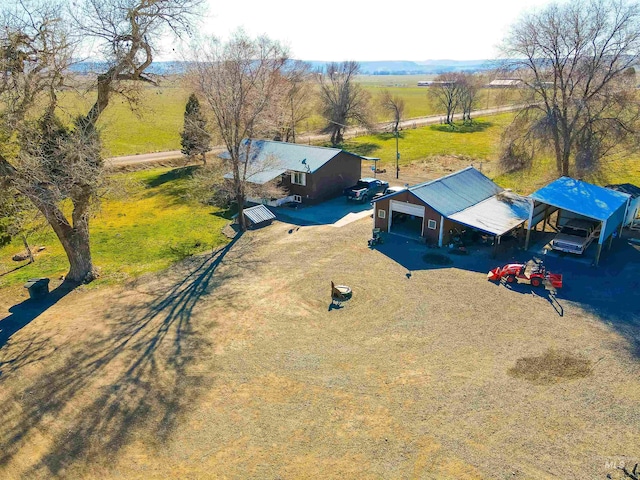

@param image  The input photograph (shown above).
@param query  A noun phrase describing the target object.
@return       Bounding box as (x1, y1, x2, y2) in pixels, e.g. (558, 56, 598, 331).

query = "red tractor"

(487, 262, 563, 289)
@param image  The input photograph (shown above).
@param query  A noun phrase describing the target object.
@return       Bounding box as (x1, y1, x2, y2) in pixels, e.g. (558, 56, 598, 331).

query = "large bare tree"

(317, 61, 372, 146)
(501, 0, 640, 176)
(0, 0, 202, 283)
(274, 60, 313, 143)
(187, 32, 291, 231)
(380, 89, 405, 134)
(457, 73, 482, 123)
(429, 73, 463, 125)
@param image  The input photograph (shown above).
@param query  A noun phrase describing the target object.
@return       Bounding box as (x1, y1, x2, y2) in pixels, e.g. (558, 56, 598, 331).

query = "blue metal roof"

(530, 177, 630, 221)
(243, 204, 276, 225)
(409, 167, 503, 216)
(449, 192, 531, 236)
(220, 140, 362, 185)
(223, 167, 287, 185)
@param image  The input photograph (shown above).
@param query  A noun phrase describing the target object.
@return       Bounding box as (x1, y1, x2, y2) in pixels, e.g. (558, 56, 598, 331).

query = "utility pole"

(395, 129, 400, 179)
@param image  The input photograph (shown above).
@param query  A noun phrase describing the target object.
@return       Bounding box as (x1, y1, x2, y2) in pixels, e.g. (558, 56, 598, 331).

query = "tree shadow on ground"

(0, 234, 252, 477)
(0, 284, 72, 379)
(373, 131, 407, 141)
(0, 262, 29, 277)
(339, 142, 381, 157)
(430, 120, 493, 134)
(144, 166, 200, 189)
(142, 165, 201, 204)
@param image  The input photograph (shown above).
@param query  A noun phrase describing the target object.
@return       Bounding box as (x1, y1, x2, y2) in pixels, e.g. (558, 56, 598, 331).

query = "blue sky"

(187, 0, 553, 61)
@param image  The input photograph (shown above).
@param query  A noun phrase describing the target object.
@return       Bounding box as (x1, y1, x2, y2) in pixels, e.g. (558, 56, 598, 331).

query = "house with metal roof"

(525, 177, 631, 265)
(222, 140, 363, 204)
(372, 167, 531, 246)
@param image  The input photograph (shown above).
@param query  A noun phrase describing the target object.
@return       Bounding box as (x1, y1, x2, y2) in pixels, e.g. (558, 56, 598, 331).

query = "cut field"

(0, 217, 638, 479)
(0, 167, 229, 289)
(56, 77, 518, 157)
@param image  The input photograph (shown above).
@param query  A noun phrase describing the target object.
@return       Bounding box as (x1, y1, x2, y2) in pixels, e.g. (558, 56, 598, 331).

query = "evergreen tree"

(180, 93, 211, 164)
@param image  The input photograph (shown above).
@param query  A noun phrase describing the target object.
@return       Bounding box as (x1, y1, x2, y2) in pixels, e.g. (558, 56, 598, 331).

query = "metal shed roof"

(409, 167, 503, 216)
(448, 192, 530, 236)
(530, 177, 630, 221)
(606, 183, 640, 199)
(243, 204, 276, 225)
(221, 140, 362, 185)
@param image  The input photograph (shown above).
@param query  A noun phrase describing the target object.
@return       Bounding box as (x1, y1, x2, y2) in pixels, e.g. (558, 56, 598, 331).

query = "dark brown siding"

(279, 152, 361, 203)
(374, 191, 444, 245)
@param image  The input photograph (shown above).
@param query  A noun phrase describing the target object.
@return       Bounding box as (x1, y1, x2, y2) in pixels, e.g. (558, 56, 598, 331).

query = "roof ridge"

(408, 166, 476, 191)
(248, 138, 342, 153)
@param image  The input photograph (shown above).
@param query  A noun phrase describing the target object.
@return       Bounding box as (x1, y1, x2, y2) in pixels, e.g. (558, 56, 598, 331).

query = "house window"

(291, 172, 306, 186)
(427, 219, 437, 230)
(378, 209, 386, 219)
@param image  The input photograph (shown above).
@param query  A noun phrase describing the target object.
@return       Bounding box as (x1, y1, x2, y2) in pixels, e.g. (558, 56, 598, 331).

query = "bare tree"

(428, 73, 463, 124)
(317, 61, 372, 146)
(380, 89, 405, 133)
(275, 60, 313, 143)
(457, 73, 482, 124)
(187, 32, 290, 231)
(0, 0, 203, 283)
(500, 0, 640, 176)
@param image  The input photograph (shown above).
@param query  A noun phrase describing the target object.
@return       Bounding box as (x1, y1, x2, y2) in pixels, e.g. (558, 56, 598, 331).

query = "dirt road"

(105, 104, 523, 168)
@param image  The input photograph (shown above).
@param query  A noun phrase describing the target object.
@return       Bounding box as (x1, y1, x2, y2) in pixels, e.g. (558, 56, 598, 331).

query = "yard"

(0, 167, 229, 289)
(0, 215, 638, 479)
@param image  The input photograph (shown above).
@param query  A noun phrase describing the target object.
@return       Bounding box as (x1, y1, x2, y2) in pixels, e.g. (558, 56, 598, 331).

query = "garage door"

(390, 200, 425, 217)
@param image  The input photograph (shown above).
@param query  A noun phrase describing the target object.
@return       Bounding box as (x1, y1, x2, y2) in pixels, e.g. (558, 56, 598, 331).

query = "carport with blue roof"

(525, 177, 631, 265)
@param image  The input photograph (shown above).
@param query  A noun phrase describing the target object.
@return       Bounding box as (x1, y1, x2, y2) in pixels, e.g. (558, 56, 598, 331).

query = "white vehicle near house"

(551, 219, 601, 254)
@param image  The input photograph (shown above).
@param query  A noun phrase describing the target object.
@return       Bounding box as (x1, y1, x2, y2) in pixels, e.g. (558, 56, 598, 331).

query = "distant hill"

(307, 60, 494, 75)
(69, 59, 495, 76)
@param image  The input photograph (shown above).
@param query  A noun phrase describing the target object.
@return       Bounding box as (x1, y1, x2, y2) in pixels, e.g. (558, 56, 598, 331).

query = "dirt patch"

(423, 252, 454, 266)
(508, 349, 593, 385)
(362, 155, 498, 187)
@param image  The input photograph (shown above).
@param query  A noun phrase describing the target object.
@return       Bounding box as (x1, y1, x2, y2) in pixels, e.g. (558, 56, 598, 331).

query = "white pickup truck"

(551, 219, 601, 254)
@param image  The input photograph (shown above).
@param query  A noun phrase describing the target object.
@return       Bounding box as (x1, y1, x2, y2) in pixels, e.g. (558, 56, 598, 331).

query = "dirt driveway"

(0, 218, 638, 479)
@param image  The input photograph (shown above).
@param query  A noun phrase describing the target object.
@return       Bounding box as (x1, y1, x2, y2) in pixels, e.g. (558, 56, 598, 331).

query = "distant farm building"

(417, 80, 456, 87)
(487, 79, 522, 88)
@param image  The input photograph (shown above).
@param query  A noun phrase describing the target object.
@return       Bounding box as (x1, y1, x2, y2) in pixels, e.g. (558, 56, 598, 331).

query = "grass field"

(345, 112, 640, 193)
(344, 113, 514, 165)
(0, 167, 229, 289)
(55, 76, 518, 157)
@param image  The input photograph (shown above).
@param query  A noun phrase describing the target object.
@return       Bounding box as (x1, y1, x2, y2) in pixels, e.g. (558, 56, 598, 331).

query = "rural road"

(105, 104, 523, 168)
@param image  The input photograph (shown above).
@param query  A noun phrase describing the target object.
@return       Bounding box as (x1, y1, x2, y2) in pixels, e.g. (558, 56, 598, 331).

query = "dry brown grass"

(0, 218, 638, 479)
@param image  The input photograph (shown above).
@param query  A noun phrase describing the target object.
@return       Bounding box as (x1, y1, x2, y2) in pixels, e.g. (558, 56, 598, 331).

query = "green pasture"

(0, 167, 229, 288)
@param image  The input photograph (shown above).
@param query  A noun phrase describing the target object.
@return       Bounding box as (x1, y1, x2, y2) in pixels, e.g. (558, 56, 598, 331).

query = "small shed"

(526, 177, 631, 264)
(606, 183, 640, 226)
(242, 204, 276, 229)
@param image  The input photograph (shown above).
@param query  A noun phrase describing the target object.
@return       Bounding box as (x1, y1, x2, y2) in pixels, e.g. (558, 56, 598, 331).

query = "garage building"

(525, 177, 631, 265)
(372, 167, 531, 246)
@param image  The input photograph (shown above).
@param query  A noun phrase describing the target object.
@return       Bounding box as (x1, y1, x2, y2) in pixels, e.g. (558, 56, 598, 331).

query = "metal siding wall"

(602, 201, 628, 240)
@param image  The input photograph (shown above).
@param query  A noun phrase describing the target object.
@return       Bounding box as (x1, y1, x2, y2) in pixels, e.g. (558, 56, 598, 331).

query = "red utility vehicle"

(487, 262, 563, 289)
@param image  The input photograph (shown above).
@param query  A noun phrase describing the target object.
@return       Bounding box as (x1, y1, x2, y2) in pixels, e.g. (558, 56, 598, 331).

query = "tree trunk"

(21, 234, 34, 264)
(61, 223, 96, 283)
(30, 196, 97, 283)
(236, 193, 247, 231)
